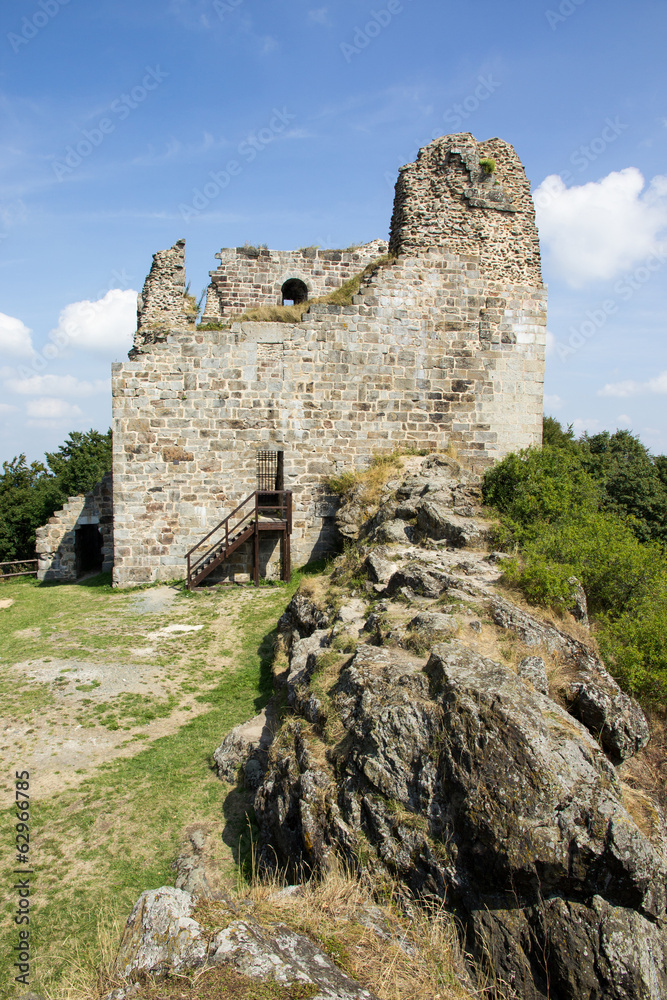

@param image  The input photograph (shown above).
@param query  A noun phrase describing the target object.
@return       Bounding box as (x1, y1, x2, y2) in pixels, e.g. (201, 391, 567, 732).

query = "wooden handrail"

(185, 491, 293, 589)
(184, 492, 258, 559)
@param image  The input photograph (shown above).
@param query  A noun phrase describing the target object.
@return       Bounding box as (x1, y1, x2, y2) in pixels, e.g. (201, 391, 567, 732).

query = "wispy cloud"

(131, 132, 233, 168)
(598, 370, 667, 398)
(6, 374, 111, 398)
(25, 397, 84, 427)
(308, 7, 331, 26)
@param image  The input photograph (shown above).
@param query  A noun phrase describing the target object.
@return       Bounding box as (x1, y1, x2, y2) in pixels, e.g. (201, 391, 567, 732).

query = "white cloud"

(25, 397, 84, 427)
(534, 168, 667, 287)
(0, 402, 17, 414)
(616, 414, 632, 426)
(308, 7, 330, 25)
(0, 312, 34, 358)
(572, 417, 602, 436)
(26, 398, 83, 420)
(545, 330, 556, 357)
(50, 289, 137, 354)
(7, 374, 110, 398)
(598, 370, 667, 398)
(543, 394, 562, 410)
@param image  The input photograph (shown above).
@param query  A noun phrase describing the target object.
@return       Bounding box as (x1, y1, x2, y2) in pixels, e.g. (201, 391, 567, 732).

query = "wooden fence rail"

(0, 559, 38, 580)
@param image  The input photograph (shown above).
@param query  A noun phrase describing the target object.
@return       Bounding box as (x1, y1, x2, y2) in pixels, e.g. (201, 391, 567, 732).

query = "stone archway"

(281, 278, 309, 306)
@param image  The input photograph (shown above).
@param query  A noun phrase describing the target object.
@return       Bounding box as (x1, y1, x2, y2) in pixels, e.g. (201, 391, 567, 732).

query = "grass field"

(0, 573, 304, 999)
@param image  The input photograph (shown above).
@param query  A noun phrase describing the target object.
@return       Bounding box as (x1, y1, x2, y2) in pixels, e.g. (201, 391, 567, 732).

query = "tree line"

(0, 429, 112, 563)
(483, 418, 667, 706)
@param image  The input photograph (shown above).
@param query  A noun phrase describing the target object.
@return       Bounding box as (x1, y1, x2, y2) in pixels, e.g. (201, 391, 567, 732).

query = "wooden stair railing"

(185, 490, 292, 590)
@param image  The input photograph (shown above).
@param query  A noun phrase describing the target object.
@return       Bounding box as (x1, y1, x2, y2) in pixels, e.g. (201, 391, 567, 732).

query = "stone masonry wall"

(201, 240, 388, 322)
(134, 239, 195, 352)
(111, 133, 546, 587)
(390, 134, 542, 284)
(36, 473, 113, 582)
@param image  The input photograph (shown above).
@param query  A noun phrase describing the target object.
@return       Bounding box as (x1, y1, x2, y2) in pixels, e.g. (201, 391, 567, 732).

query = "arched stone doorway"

(281, 278, 308, 306)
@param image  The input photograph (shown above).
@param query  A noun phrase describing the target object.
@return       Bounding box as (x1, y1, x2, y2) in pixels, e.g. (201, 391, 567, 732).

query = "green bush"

(483, 423, 667, 707)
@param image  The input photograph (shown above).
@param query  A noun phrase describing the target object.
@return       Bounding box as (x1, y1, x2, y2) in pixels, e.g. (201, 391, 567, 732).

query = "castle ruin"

(38, 133, 547, 586)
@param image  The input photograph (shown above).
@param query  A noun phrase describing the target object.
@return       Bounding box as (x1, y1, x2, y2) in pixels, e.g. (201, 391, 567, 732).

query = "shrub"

(480, 157, 496, 174)
(484, 433, 667, 708)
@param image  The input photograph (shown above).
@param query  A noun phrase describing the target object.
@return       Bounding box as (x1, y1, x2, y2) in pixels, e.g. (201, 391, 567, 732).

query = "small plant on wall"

(480, 157, 496, 175)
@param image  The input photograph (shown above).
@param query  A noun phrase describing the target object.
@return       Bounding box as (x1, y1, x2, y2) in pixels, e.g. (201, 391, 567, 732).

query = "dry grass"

(619, 709, 667, 820)
(237, 255, 396, 324)
(66, 857, 484, 1000)
(245, 861, 481, 1000)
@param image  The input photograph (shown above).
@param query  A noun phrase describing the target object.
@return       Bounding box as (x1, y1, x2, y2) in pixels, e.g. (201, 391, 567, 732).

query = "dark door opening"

(257, 451, 284, 515)
(281, 278, 308, 306)
(75, 524, 103, 577)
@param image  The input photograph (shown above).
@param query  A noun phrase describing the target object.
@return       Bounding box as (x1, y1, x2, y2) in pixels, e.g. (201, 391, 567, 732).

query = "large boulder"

(416, 501, 485, 547)
(254, 642, 667, 1000)
(115, 885, 378, 1000)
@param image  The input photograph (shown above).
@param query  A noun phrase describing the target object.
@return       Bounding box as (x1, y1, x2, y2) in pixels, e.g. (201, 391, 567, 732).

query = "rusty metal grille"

(257, 450, 284, 492)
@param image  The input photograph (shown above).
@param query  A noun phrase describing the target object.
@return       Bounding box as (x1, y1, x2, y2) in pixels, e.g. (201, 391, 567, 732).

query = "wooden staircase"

(185, 491, 292, 590)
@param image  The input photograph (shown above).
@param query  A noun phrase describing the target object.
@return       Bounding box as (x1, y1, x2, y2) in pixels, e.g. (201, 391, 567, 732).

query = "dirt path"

(0, 582, 282, 801)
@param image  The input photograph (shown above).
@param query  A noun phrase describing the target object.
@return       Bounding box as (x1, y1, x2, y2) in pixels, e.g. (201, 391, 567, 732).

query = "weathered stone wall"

(111, 132, 546, 587)
(35, 473, 113, 582)
(201, 240, 388, 322)
(390, 134, 542, 284)
(134, 239, 195, 352)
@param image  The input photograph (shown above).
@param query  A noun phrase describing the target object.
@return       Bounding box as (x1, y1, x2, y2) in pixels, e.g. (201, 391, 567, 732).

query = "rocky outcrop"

(255, 639, 667, 1000)
(114, 885, 379, 1000)
(252, 455, 667, 1000)
(490, 595, 650, 761)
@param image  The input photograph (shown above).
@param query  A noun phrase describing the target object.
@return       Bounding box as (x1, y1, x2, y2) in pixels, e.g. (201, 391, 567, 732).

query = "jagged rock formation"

(113, 885, 378, 1000)
(250, 455, 667, 1000)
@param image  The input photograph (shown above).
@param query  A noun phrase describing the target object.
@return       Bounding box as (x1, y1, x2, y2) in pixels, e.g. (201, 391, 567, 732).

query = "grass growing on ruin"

(0, 574, 307, 999)
(237, 254, 396, 324)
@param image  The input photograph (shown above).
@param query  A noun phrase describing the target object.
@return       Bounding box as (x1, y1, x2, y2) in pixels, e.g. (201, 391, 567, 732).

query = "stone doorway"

(281, 278, 308, 306)
(75, 524, 103, 578)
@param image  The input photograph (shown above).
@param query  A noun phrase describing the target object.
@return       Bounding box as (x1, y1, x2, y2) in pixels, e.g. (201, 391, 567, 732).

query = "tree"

(0, 428, 113, 563)
(45, 429, 113, 498)
(0, 456, 61, 561)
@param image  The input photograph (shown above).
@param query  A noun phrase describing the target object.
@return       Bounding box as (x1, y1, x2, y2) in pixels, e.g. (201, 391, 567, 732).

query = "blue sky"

(1, 0, 666, 463)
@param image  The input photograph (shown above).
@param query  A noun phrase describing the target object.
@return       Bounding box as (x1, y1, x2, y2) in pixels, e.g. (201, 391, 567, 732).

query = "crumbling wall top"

(135, 239, 193, 346)
(389, 133, 542, 285)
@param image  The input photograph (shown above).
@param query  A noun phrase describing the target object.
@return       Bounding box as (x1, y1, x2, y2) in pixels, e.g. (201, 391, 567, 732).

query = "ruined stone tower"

(109, 133, 546, 586)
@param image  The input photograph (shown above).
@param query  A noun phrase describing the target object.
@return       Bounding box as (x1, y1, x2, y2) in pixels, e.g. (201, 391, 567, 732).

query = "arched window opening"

(281, 278, 308, 306)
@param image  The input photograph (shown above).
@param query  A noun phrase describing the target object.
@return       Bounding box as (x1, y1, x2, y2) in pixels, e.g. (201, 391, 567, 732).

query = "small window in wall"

(75, 524, 103, 578)
(257, 450, 284, 492)
(281, 278, 308, 306)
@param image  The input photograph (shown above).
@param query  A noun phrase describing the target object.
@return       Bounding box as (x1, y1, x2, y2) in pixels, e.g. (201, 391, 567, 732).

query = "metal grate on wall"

(257, 450, 284, 492)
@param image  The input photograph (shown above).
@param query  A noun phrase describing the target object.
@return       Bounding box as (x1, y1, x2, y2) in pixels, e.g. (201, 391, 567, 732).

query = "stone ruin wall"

(111, 133, 546, 586)
(35, 473, 113, 582)
(200, 240, 388, 322)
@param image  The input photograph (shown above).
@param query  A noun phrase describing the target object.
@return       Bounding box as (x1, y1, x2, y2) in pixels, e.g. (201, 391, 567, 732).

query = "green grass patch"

(0, 574, 309, 998)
